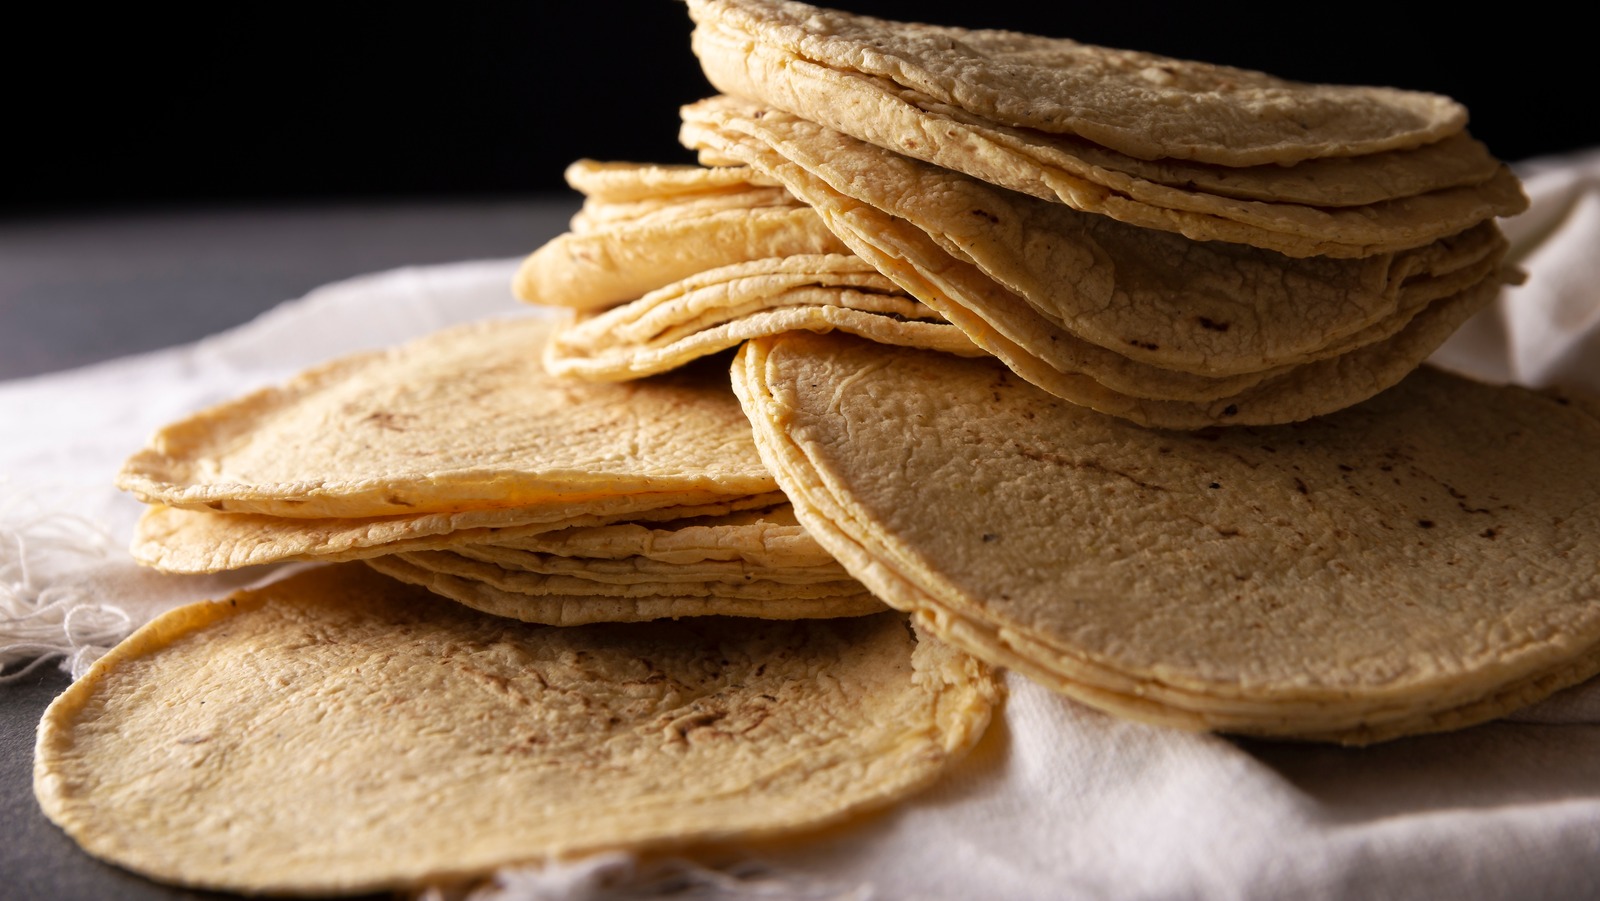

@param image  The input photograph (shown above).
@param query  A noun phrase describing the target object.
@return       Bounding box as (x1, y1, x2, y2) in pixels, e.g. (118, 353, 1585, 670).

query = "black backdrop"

(12, 2, 1590, 214)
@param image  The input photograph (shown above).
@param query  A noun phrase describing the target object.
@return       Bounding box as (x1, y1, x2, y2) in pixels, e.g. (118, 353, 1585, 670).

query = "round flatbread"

(687, 0, 1466, 165)
(117, 317, 775, 518)
(35, 564, 996, 895)
(130, 492, 791, 573)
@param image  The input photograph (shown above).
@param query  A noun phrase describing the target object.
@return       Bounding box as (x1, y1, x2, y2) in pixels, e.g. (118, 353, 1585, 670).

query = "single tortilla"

(117, 317, 775, 518)
(561, 158, 779, 203)
(130, 492, 790, 574)
(35, 564, 994, 894)
(732, 332, 1600, 743)
(686, 0, 1466, 165)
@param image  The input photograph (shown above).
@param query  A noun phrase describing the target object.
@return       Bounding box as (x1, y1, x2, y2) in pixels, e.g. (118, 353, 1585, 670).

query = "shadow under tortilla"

(1236, 720, 1600, 822)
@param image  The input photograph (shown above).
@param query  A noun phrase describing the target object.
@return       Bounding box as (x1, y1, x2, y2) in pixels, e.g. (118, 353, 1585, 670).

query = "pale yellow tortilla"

(687, 0, 1466, 165)
(569, 184, 799, 231)
(130, 492, 790, 574)
(514, 203, 847, 311)
(733, 332, 1600, 743)
(35, 564, 994, 894)
(542, 254, 980, 380)
(562, 158, 778, 203)
(365, 552, 884, 625)
(117, 317, 774, 518)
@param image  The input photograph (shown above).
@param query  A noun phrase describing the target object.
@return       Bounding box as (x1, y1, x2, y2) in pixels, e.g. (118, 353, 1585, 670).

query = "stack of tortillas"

(35, 1, 1600, 896)
(509, 0, 1598, 738)
(523, 0, 1527, 428)
(115, 317, 882, 624)
(37, 314, 999, 893)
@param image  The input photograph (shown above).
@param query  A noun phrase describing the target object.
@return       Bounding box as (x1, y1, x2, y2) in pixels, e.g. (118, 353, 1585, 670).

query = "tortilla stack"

(733, 331, 1600, 744)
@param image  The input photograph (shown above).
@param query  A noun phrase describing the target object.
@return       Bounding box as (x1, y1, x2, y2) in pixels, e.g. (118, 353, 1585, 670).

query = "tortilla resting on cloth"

(732, 331, 1600, 744)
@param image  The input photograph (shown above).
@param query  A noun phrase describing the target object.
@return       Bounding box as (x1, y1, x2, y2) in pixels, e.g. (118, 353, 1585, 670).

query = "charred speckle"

(1197, 317, 1231, 332)
(1338, 464, 1354, 472)
(981, 533, 999, 543)
(1293, 478, 1308, 495)
(1209, 482, 1222, 490)
(363, 411, 410, 432)
(1418, 519, 1436, 529)
(1221, 405, 1239, 417)
(1127, 339, 1160, 351)
(1481, 528, 1499, 540)
(1011, 447, 1169, 492)
(970, 208, 1000, 224)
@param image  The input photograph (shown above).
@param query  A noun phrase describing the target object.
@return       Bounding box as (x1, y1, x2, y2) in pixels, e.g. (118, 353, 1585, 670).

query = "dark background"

(9, 2, 1593, 215)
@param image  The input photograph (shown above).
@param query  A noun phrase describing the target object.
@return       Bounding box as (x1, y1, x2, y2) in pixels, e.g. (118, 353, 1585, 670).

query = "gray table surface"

(0, 198, 575, 900)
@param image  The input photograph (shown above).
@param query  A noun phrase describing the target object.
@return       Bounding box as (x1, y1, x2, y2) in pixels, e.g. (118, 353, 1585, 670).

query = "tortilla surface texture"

(117, 317, 774, 518)
(733, 332, 1600, 743)
(35, 564, 995, 894)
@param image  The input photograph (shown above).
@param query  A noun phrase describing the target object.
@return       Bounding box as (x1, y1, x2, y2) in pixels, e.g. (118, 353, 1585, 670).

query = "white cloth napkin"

(4, 153, 1599, 900)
